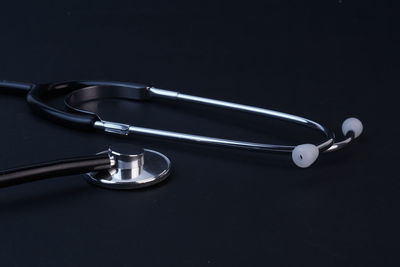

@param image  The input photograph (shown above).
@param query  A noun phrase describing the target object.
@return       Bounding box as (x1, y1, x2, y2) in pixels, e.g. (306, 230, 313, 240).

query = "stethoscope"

(0, 80, 363, 189)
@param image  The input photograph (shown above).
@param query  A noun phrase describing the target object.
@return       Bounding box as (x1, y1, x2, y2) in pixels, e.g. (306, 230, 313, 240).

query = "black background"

(0, 1, 399, 266)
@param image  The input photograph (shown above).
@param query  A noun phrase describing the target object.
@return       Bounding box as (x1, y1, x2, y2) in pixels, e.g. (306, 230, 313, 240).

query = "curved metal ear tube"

(65, 85, 363, 168)
(0, 145, 171, 189)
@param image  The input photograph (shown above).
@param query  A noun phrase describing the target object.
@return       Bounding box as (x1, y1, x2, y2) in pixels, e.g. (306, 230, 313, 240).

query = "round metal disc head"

(85, 149, 171, 189)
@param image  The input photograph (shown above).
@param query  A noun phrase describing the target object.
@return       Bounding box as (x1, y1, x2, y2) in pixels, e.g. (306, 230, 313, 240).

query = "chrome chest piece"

(86, 144, 171, 189)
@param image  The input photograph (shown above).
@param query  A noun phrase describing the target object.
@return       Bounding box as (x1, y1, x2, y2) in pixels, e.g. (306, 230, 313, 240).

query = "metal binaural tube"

(149, 87, 344, 152)
(92, 87, 358, 155)
(64, 83, 362, 167)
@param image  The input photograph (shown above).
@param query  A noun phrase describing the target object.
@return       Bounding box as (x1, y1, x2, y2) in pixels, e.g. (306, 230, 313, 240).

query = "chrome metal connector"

(94, 121, 131, 135)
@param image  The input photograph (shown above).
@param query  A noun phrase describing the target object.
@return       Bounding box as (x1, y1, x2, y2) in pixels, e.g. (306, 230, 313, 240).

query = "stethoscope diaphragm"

(86, 144, 171, 189)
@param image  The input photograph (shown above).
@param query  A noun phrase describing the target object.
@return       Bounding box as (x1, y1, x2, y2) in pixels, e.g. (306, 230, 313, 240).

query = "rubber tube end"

(292, 144, 319, 168)
(342, 117, 363, 138)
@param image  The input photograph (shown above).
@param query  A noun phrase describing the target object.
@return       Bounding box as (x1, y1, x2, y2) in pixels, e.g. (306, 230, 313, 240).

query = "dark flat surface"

(0, 1, 398, 266)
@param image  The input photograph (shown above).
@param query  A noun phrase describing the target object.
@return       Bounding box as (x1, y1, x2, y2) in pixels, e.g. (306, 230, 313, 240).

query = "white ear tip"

(292, 144, 319, 168)
(342, 117, 363, 138)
